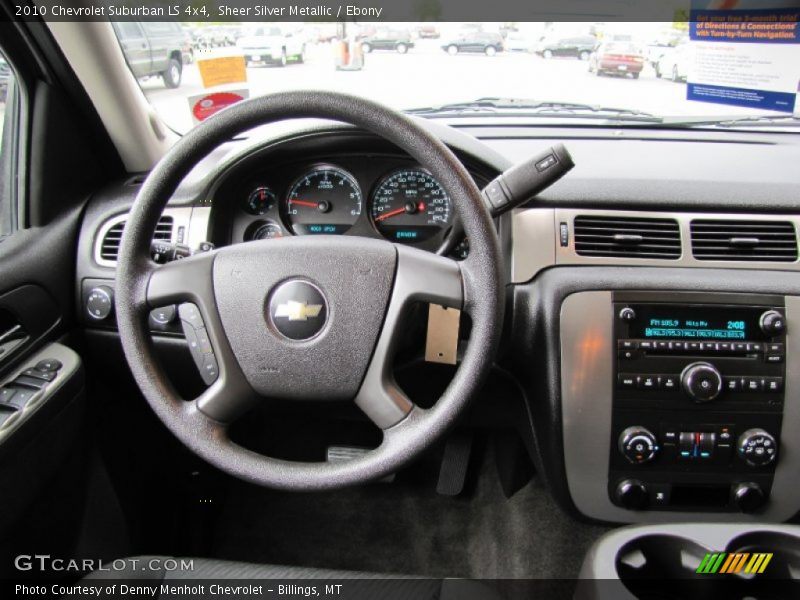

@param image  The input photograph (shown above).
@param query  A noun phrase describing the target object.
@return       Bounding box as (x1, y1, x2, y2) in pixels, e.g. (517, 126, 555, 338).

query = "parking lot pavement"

(140, 39, 763, 133)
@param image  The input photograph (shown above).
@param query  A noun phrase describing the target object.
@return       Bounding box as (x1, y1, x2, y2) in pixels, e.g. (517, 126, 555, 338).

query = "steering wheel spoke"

(355, 246, 463, 429)
(146, 253, 257, 423)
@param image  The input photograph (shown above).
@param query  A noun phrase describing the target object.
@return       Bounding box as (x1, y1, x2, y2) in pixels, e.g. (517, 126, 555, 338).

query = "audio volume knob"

(681, 362, 722, 403)
(86, 286, 114, 321)
(737, 428, 778, 467)
(615, 479, 649, 510)
(734, 482, 766, 513)
(619, 307, 636, 322)
(760, 310, 786, 336)
(618, 426, 658, 464)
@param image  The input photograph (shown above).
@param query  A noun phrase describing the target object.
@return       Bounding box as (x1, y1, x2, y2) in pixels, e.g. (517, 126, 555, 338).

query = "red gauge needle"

(374, 207, 407, 222)
(289, 199, 319, 208)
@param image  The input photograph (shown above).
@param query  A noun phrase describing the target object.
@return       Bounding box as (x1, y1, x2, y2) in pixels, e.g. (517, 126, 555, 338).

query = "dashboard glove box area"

(576, 523, 800, 600)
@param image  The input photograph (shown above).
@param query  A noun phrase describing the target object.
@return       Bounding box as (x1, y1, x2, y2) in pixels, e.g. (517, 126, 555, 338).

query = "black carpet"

(208, 450, 610, 580)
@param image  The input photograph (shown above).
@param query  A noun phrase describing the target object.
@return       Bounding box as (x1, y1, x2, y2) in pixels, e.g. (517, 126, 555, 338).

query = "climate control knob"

(734, 482, 766, 513)
(737, 429, 778, 467)
(618, 426, 658, 464)
(760, 310, 786, 336)
(681, 362, 722, 403)
(615, 479, 649, 510)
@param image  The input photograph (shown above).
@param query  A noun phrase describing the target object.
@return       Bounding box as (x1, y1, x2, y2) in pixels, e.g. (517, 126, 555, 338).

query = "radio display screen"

(628, 305, 767, 340)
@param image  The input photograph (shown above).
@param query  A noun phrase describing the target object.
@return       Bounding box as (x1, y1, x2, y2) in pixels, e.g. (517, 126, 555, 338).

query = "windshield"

(113, 21, 800, 134)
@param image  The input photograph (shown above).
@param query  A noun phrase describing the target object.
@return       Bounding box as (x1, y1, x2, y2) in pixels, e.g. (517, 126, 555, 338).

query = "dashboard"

(207, 132, 496, 259)
(75, 117, 800, 526)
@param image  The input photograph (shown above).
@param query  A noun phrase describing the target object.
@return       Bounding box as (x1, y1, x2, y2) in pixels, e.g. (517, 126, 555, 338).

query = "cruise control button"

(195, 328, 213, 355)
(200, 354, 219, 385)
(178, 303, 204, 329)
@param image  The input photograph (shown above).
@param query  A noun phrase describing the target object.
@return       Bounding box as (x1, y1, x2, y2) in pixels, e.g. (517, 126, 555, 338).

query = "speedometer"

(370, 168, 452, 243)
(284, 166, 362, 235)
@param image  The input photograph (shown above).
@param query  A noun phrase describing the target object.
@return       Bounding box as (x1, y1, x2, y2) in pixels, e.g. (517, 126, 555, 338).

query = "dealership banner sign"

(687, 2, 800, 113)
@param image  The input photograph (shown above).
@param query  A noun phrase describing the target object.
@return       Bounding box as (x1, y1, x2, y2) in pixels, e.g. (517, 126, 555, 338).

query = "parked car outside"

(237, 26, 305, 67)
(416, 25, 440, 39)
(361, 29, 415, 54)
(535, 35, 596, 60)
(111, 21, 185, 88)
(442, 32, 504, 56)
(588, 41, 645, 78)
(656, 40, 692, 82)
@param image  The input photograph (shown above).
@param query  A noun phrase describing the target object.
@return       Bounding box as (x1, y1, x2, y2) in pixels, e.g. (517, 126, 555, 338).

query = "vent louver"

(573, 216, 681, 259)
(100, 216, 174, 262)
(691, 219, 798, 262)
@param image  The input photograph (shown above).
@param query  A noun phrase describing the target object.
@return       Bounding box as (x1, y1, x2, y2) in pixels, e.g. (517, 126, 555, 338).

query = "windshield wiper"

(406, 98, 663, 121)
(662, 114, 800, 129)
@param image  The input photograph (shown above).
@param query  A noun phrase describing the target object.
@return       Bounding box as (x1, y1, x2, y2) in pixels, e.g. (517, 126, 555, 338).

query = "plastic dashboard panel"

(511, 267, 800, 524)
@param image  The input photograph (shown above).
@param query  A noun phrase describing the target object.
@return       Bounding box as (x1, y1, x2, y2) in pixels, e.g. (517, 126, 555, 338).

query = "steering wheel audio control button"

(178, 303, 219, 385)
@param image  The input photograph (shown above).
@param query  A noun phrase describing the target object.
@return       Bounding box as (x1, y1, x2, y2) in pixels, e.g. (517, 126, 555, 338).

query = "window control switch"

(22, 368, 57, 382)
(12, 375, 48, 390)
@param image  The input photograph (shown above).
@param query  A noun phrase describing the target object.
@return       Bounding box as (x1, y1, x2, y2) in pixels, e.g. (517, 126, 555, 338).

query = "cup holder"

(725, 531, 800, 580)
(615, 534, 717, 599)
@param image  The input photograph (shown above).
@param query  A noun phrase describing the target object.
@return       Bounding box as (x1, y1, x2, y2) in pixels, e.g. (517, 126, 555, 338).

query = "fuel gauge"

(245, 186, 277, 215)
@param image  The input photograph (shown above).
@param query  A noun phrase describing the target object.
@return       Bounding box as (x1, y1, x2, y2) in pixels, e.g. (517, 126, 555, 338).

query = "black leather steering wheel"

(115, 91, 503, 490)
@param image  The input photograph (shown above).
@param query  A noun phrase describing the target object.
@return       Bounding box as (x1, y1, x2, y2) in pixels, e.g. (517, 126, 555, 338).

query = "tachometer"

(370, 168, 452, 243)
(284, 166, 362, 235)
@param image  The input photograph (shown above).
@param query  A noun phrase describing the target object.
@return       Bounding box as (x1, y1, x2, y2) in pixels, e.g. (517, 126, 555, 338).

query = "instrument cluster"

(228, 156, 471, 256)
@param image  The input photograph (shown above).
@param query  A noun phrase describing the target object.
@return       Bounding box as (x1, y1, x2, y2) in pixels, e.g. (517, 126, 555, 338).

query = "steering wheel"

(115, 91, 503, 490)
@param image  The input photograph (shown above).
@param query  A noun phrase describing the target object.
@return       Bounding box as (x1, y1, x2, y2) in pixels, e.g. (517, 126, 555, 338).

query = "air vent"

(691, 219, 798, 262)
(573, 216, 681, 259)
(100, 216, 174, 262)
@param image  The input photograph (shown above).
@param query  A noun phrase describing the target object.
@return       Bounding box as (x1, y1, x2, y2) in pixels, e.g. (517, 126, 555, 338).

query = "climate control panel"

(608, 293, 785, 513)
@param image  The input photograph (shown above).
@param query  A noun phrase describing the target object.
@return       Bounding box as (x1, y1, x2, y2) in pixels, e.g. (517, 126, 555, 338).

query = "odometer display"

(370, 169, 451, 243)
(284, 166, 362, 235)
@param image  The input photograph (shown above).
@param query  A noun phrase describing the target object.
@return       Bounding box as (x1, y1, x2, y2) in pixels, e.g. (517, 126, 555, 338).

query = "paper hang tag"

(425, 304, 461, 365)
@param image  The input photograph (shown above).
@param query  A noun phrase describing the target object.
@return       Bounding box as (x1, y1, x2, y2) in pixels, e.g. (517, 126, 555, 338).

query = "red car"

(589, 42, 645, 78)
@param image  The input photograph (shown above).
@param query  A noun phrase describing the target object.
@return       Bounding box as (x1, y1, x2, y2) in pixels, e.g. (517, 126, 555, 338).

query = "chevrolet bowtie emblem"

(274, 300, 323, 321)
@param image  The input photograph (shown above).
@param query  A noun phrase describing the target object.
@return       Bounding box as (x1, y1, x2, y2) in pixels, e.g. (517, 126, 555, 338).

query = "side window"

(0, 50, 19, 238)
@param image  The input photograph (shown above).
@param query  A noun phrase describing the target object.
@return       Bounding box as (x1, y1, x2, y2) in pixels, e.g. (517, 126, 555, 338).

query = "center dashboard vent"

(99, 216, 174, 262)
(573, 215, 681, 259)
(690, 219, 798, 262)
